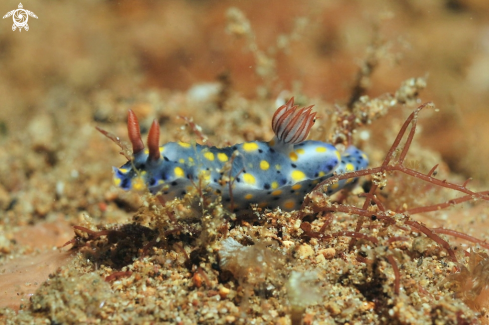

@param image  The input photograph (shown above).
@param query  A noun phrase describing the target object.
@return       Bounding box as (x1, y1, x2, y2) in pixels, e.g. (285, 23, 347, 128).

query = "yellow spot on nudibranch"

(203, 173, 211, 182)
(271, 190, 282, 196)
(291, 170, 306, 181)
(316, 147, 327, 153)
(174, 167, 185, 178)
(291, 184, 301, 190)
(197, 170, 211, 183)
(318, 171, 325, 177)
(346, 163, 355, 172)
(159, 147, 165, 154)
(296, 148, 305, 155)
(132, 177, 146, 191)
(260, 160, 270, 170)
(275, 164, 281, 170)
(243, 142, 259, 151)
(284, 200, 296, 210)
(178, 141, 191, 148)
(245, 194, 253, 200)
(119, 168, 128, 173)
(204, 151, 215, 161)
(289, 151, 298, 162)
(335, 151, 341, 161)
(217, 153, 228, 162)
(331, 183, 339, 190)
(179, 158, 185, 164)
(144, 148, 149, 154)
(271, 181, 279, 189)
(243, 173, 256, 185)
(188, 157, 194, 163)
(113, 177, 121, 186)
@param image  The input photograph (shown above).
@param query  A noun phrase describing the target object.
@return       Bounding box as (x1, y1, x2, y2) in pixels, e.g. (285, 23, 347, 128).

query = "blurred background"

(1, 0, 489, 226)
(1, 0, 489, 178)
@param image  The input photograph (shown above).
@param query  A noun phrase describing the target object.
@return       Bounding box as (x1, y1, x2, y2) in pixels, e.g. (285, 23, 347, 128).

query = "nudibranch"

(111, 98, 368, 213)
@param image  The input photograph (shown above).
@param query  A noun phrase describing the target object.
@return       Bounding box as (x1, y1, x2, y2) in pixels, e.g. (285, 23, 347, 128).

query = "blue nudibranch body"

(112, 98, 368, 213)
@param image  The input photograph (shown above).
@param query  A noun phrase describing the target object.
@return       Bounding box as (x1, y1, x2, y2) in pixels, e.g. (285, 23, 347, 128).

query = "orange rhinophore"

(127, 109, 145, 155)
(147, 119, 161, 161)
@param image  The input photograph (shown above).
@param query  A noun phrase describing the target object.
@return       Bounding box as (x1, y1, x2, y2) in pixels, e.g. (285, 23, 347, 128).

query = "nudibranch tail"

(147, 119, 161, 161)
(127, 109, 145, 155)
(272, 97, 317, 144)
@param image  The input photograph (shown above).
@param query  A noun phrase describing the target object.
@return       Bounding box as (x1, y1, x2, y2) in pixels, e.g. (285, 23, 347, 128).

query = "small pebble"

(318, 248, 336, 259)
(297, 244, 314, 259)
(219, 286, 230, 299)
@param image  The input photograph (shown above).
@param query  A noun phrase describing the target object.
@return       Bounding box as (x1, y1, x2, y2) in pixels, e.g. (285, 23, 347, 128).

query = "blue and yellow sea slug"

(111, 98, 368, 213)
